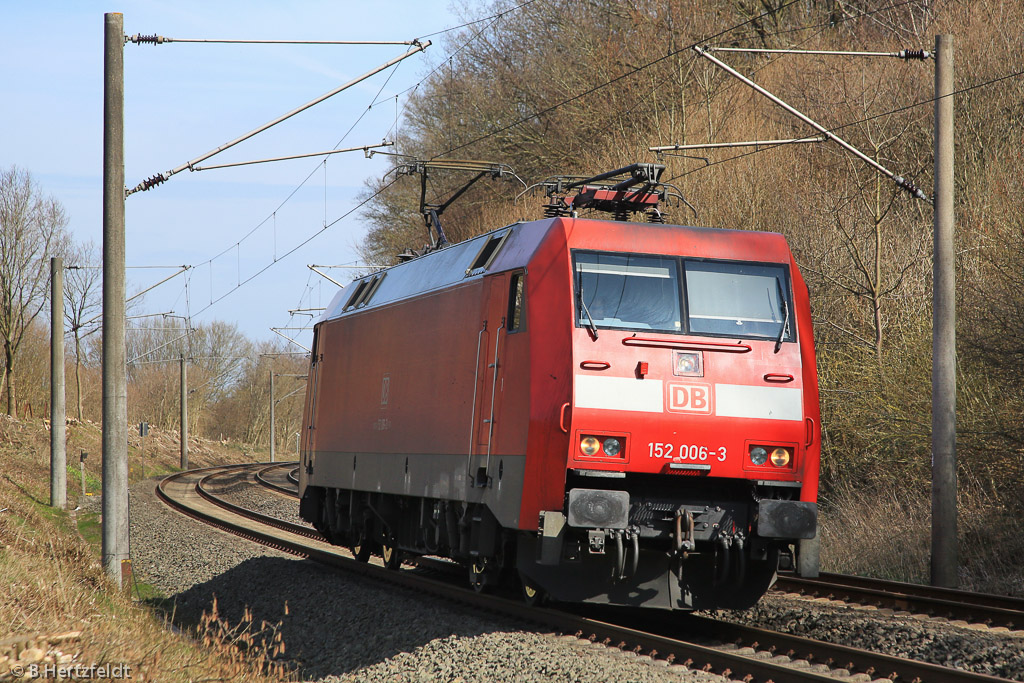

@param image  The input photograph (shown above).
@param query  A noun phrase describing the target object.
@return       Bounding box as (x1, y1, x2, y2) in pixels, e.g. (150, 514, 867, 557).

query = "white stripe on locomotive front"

(714, 384, 803, 421)
(573, 375, 804, 421)
(574, 375, 664, 413)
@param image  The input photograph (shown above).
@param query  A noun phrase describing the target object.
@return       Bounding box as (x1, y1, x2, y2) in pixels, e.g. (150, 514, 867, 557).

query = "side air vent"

(465, 229, 511, 277)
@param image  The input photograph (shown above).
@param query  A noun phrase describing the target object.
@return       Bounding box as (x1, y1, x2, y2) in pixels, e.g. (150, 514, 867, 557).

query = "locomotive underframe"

(300, 472, 811, 610)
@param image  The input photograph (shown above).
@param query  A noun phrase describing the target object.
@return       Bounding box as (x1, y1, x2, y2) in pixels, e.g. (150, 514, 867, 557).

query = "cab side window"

(507, 272, 525, 332)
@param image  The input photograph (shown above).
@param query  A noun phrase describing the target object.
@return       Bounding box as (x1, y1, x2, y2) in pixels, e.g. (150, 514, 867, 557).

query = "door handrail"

(482, 319, 504, 483)
(466, 322, 486, 478)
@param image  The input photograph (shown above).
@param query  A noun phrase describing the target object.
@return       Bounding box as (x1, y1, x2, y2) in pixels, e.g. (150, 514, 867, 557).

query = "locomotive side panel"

(305, 279, 530, 528)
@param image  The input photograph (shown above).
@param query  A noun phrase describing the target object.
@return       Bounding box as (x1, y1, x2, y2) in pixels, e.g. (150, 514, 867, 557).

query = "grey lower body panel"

(306, 450, 525, 529)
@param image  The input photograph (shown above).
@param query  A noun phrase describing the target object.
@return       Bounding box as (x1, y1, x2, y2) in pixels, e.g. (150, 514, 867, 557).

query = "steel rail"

(194, 466, 321, 541)
(633, 612, 1015, 683)
(254, 462, 301, 497)
(775, 574, 1024, 630)
(156, 465, 1018, 683)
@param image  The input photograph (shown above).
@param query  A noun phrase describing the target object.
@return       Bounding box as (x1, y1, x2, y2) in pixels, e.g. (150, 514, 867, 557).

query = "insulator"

(543, 203, 567, 218)
(612, 209, 630, 222)
(897, 49, 931, 60)
(893, 175, 928, 202)
(647, 210, 666, 224)
(140, 174, 168, 192)
(128, 34, 166, 45)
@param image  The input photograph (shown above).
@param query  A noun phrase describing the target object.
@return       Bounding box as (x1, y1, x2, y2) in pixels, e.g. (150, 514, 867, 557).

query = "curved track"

(250, 464, 1024, 631)
(253, 462, 301, 497)
(776, 573, 1024, 630)
(156, 464, 1017, 683)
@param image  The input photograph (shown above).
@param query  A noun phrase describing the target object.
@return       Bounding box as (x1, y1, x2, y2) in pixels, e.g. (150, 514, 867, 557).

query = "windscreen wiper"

(774, 277, 790, 354)
(576, 269, 599, 340)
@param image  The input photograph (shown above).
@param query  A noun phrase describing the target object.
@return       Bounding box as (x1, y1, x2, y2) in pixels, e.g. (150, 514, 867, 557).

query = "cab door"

(470, 273, 510, 486)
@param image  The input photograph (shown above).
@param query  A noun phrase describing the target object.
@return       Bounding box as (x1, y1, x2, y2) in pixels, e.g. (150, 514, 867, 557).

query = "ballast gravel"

(132, 476, 1024, 682)
(129, 479, 726, 682)
(715, 594, 1024, 680)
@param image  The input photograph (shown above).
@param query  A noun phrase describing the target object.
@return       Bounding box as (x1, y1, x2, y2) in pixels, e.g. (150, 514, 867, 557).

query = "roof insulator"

(893, 175, 929, 202)
(127, 34, 167, 45)
(897, 49, 932, 60)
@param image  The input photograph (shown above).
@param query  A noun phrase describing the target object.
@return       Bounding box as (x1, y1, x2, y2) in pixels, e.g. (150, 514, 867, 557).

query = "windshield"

(684, 261, 790, 339)
(575, 253, 681, 332)
(573, 251, 793, 342)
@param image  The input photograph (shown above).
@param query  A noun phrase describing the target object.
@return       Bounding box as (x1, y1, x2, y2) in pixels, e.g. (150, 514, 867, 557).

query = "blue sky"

(1, 1, 463, 349)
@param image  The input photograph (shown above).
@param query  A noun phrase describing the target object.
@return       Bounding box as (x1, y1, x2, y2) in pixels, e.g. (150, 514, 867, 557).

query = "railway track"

(252, 462, 300, 497)
(775, 573, 1024, 631)
(156, 463, 1018, 683)
(252, 463, 1024, 633)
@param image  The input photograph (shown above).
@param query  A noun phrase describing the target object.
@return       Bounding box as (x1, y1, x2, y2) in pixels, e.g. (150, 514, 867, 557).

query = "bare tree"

(63, 240, 102, 421)
(0, 166, 69, 417)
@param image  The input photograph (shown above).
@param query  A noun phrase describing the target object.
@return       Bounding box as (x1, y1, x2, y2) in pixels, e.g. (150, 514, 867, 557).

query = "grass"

(0, 415, 294, 681)
(819, 479, 1024, 596)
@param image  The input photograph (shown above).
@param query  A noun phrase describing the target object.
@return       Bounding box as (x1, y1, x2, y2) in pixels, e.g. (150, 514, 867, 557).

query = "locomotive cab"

(515, 217, 820, 610)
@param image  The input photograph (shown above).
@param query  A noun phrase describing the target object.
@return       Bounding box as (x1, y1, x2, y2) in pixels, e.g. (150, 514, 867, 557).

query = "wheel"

(351, 530, 372, 563)
(381, 536, 402, 570)
(519, 571, 546, 606)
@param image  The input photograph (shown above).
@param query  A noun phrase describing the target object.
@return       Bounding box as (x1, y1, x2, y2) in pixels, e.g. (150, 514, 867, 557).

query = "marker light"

(770, 447, 792, 467)
(580, 436, 600, 456)
(602, 437, 622, 457)
(673, 350, 703, 377)
(749, 446, 769, 466)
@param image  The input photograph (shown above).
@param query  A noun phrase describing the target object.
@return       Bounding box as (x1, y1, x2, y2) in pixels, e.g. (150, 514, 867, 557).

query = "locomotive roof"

(320, 218, 792, 323)
(321, 219, 549, 322)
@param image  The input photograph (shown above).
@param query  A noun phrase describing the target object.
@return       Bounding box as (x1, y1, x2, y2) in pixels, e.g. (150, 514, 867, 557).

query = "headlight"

(602, 437, 621, 456)
(749, 446, 768, 466)
(580, 436, 600, 456)
(770, 447, 792, 467)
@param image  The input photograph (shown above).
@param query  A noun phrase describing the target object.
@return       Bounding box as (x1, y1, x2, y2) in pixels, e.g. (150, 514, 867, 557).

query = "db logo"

(667, 383, 713, 414)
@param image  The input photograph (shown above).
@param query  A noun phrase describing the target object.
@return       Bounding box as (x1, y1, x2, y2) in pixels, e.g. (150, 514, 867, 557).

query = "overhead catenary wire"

(270, 327, 311, 352)
(307, 265, 346, 288)
(127, 332, 191, 365)
(651, 137, 826, 152)
(68, 264, 191, 269)
(377, 4, 528, 143)
(190, 175, 400, 319)
(671, 65, 1024, 183)
(631, 1, 943, 189)
(415, 0, 542, 40)
(706, 46, 932, 59)
(77, 267, 191, 333)
(126, 41, 430, 196)
(428, 0, 806, 161)
(166, 2, 542, 329)
(691, 45, 929, 201)
(184, 42, 409, 313)
(424, 0, 935, 167)
(190, 142, 394, 172)
(127, 35, 421, 46)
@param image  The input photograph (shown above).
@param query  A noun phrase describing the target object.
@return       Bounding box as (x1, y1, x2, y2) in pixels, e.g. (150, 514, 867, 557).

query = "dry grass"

(0, 415, 294, 681)
(820, 479, 1024, 597)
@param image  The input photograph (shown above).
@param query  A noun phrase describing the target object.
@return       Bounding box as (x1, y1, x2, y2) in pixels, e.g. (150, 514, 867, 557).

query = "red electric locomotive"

(298, 164, 820, 610)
